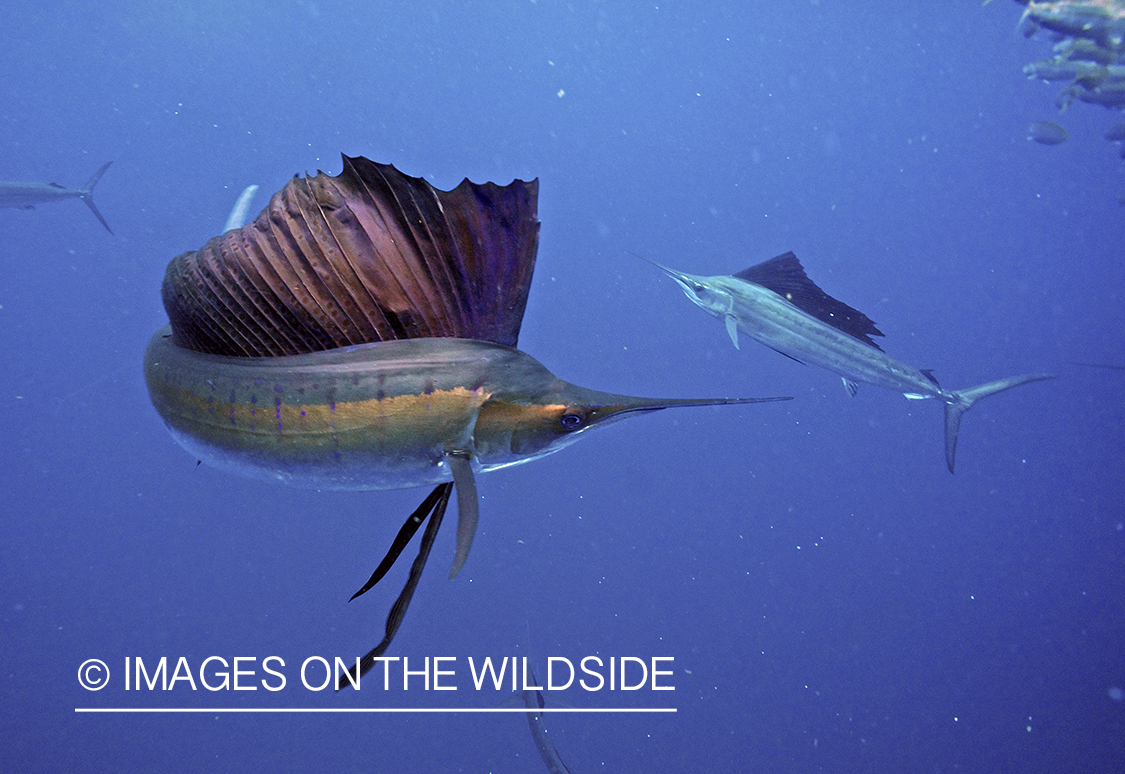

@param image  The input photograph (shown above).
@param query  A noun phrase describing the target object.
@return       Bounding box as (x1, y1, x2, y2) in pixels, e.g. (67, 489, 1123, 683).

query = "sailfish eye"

(559, 409, 586, 431)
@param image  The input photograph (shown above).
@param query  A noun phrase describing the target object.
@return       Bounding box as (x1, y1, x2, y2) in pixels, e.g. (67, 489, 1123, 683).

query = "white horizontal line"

(75, 707, 676, 714)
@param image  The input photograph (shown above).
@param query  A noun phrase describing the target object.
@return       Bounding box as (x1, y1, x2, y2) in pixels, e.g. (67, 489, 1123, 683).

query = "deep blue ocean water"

(2, 2, 1123, 771)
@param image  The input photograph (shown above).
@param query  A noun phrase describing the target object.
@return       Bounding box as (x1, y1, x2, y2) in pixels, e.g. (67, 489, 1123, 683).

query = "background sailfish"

(646, 252, 1053, 473)
(144, 156, 789, 687)
(0, 161, 113, 233)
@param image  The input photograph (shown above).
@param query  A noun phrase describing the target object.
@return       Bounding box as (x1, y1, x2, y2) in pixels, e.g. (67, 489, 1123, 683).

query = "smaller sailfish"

(0, 161, 113, 233)
(645, 252, 1054, 473)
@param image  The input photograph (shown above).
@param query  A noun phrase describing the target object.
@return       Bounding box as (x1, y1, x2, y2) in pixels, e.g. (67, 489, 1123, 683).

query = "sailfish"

(0, 161, 114, 233)
(143, 156, 789, 687)
(644, 252, 1054, 473)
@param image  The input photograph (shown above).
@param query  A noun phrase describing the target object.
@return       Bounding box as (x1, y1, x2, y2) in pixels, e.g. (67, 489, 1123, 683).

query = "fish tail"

(80, 161, 113, 234)
(943, 373, 1054, 473)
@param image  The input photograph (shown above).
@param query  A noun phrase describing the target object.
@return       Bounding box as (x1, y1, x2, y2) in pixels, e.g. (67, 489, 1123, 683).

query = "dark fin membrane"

(348, 485, 450, 602)
(734, 252, 885, 350)
(921, 369, 941, 387)
(339, 482, 453, 690)
(162, 155, 540, 357)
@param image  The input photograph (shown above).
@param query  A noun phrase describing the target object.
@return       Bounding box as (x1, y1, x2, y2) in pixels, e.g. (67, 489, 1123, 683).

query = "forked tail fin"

(79, 161, 113, 234)
(944, 373, 1055, 473)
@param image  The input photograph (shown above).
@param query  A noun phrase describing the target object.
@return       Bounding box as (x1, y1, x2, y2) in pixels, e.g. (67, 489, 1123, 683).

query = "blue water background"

(2, 2, 1123, 771)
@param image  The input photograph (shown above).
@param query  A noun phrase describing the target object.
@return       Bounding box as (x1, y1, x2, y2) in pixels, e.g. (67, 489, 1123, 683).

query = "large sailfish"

(144, 156, 789, 687)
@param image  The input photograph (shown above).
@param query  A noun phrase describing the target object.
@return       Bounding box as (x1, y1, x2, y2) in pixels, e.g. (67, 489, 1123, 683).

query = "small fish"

(1025, 2, 1123, 48)
(1058, 38, 1118, 66)
(0, 161, 113, 233)
(1077, 87, 1125, 109)
(1023, 57, 1104, 82)
(1028, 120, 1069, 145)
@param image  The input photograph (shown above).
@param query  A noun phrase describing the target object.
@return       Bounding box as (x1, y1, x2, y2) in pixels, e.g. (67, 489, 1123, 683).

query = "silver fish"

(647, 252, 1054, 473)
(0, 161, 113, 233)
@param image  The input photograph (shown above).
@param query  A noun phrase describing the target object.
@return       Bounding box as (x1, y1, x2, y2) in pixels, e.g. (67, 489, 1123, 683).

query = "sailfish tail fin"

(943, 373, 1055, 473)
(79, 161, 113, 234)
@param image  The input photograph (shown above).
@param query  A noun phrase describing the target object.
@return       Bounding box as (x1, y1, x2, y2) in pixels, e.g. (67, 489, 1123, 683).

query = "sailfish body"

(144, 156, 786, 685)
(648, 252, 1053, 473)
(144, 333, 747, 491)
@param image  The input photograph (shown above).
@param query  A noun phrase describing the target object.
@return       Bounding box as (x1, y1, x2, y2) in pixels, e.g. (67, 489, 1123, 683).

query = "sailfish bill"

(643, 251, 1054, 472)
(145, 156, 790, 687)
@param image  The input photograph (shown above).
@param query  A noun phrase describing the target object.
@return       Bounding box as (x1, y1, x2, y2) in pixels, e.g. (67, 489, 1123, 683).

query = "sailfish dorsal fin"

(733, 252, 885, 350)
(161, 155, 540, 357)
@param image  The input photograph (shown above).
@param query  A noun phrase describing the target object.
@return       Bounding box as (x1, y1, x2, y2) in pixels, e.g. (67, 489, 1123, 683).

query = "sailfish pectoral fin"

(446, 451, 480, 580)
(338, 482, 453, 690)
(724, 315, 740, 349)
